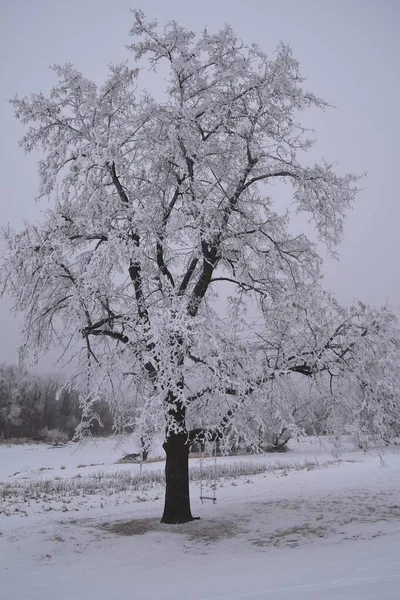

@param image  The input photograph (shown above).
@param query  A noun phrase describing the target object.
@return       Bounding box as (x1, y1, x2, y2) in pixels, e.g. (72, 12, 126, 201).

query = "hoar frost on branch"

(2, 10, 400, 522)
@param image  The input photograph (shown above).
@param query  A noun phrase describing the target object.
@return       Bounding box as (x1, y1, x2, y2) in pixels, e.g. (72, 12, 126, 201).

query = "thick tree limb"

(187, 245, 219, 317)
(156, 240, 175, 287)
(83, 328, 129, 344)
(178, 256, 199, 296)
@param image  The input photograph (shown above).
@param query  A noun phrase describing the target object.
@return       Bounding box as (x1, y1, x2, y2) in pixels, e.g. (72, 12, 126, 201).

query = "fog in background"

(0, 0, 399, 371)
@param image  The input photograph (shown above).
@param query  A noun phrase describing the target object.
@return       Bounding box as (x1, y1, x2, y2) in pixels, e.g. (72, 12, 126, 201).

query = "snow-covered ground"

(1, 437, 400, 599)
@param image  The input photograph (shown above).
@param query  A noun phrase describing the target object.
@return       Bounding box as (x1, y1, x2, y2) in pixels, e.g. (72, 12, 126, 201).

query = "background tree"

(0, 364, 25, 439)
(0, 364, 113, 441)
(2, 12, 399, 523)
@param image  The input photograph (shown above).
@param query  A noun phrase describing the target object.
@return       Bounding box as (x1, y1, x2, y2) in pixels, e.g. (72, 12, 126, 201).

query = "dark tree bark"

(161, 433, 195, 524)
(140, 436, 149, 462)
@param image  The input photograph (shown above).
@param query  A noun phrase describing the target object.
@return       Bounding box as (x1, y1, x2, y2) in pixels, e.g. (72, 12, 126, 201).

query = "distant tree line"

(0, 364, 114, 441)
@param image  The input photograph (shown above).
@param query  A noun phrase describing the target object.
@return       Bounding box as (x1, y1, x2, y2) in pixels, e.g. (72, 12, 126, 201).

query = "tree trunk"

(140, 437, 149, 462)
(161, 433, 195, 524)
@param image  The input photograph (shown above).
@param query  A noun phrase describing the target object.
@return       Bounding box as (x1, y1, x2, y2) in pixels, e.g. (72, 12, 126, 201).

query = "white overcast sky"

(0, 0, 399, 368)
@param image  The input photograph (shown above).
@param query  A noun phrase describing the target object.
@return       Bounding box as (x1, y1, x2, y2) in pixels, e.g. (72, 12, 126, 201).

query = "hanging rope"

(199, 441, 217, 504)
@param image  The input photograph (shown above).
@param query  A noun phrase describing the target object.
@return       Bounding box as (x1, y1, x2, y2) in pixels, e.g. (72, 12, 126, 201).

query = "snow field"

(1, 437, 400, 599)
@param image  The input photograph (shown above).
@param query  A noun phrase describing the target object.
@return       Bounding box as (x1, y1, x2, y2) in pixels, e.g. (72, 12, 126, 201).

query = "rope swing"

(199, 441, 218, 504)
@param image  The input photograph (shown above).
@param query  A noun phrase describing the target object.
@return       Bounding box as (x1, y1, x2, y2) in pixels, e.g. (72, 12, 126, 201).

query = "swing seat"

(200, 495, 217, 503)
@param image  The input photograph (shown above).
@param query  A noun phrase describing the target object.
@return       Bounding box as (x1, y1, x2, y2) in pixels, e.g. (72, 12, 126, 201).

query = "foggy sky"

(0, 0, 399, 369)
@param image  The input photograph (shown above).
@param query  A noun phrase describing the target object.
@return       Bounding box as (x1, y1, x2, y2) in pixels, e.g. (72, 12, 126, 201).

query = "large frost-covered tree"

(2, 12, 400, 523)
